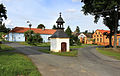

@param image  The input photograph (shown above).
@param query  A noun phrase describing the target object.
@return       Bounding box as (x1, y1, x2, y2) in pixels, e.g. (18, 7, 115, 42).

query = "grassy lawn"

(36, 43, 50, 47)
(18, 42, 33, 46)
(18, 42, 50, 47)
(38, 49, 78, 57)
(0, 44, 15, 51)
(0, 52, 41, 76)
(96, 48, 120, 60)
(18, 42, 92, 49)
(82, 44, 97, 46)
(70, 45, 86, 49)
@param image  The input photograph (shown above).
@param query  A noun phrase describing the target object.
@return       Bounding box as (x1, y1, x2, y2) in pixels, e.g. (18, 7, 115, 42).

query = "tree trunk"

(109, 29, 112, 47)
(114, 11, 118, 48)
(114, 28, 117, 48)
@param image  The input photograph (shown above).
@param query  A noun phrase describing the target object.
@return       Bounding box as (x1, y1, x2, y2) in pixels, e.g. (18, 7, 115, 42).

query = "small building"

(93, 29, 120, 46)
(6, 27, 56, 42)
(78, 33, 93, 44)
(50, 13, 70, 52)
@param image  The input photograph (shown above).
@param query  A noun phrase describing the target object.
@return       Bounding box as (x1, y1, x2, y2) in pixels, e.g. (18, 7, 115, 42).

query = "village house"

(6, 27, 56, 42)
(78, 33, 93, 44)
(93, 29, 120, 46)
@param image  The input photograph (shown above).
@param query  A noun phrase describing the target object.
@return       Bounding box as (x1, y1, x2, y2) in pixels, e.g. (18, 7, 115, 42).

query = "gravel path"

(5, 42, 120, 76)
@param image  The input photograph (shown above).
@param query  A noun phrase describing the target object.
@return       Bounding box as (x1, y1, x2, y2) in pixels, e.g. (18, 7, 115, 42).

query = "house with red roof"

(93, 29, 120, 46)
(6, 27, 56, 42)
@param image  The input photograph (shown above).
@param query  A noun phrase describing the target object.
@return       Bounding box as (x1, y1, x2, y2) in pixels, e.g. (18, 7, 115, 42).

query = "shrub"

(24, 30, 43, 44)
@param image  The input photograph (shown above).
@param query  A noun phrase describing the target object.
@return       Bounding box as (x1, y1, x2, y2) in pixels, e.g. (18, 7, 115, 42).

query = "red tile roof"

(10, 27, 56, 35)
(97, 29, 110, 34)
(97, 29, 120, 36)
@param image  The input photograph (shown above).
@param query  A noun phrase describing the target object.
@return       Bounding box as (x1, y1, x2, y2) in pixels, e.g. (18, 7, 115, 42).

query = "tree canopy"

(75, 26, 80, 33)
(24, 30, 43, 44)
(0, 23, 10, 33)
(65, 26, 72, 37)
(0, 4, 7, 20)
(52, 25, 57, 29)
(37, 24, 45, 29)
(81, 0, 119, 23)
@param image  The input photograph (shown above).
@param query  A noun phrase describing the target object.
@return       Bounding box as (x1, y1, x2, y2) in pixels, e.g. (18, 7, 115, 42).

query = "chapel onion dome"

(56, 12, 65, 25)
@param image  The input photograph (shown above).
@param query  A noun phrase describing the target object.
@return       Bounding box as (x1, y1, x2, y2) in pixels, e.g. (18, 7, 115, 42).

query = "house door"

(61, 42, 67, 52)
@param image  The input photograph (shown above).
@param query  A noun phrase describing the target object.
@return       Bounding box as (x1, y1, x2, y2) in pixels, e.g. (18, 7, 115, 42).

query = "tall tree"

(65, 26, 73, 45)
(103, 16, 115, 47)
(0, 4, 7, 26)
(75, 26, 80, 33)
(0, 4, 7, 49)
(52, 25, 57, 29)
(0, 23, 10, 33)
(92, 30, 94, 34)
(37, 24, 45, 29)
(84, 30, 88, 34)
(65, 26, 72, 37)
(81, 0, 120, 48)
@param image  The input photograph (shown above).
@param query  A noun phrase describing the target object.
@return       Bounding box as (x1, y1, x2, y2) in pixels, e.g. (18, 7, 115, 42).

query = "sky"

(0, 0, 109, 32)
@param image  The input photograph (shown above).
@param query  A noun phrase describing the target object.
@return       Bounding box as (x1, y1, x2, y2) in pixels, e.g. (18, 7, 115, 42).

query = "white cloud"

(0, 0, 8, 2)
(72, 0, 81, 2)
(66, 9, 77, 13)
(3, 19, 14, 28)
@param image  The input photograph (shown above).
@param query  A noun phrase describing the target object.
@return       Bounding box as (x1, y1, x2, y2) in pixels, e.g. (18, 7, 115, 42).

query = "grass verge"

(96, 48, 120, 60)
(38, 49, 78, 57)
(70, 45, 86, 49)
(0, 52, 41, 76)
(0, 44, 15, 51)
(18, 42, 88, 49)
(18, 42, 50, 47)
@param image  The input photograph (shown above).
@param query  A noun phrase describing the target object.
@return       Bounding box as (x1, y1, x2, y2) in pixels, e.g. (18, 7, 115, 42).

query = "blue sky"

(0, 0, 109, 32)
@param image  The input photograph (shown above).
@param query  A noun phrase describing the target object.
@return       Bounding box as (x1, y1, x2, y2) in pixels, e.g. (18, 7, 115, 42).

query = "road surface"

(5, 42, 120, 76)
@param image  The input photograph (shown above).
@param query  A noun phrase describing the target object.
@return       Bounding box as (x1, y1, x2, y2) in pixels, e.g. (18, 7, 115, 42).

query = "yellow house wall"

(93, 30, 120, 46)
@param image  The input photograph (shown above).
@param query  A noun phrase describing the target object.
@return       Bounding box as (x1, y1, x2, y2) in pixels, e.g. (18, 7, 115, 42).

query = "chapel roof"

(56, 12, 65, 23)
(50, 29, 69, 38)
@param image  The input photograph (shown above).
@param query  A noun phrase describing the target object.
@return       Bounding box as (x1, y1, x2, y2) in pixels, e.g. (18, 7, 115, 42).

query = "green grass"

(36, 43, 50, 47)
(18, 42, 32, 46)
(0, 44, 15, 51)
(18, 42, 89, 49)
(51, 50, 78, 57)
(82, 44, 97, 46)
(18, 42, 50, 47)
(38, 49, 78, 57)
(70, 45, 86, 49)
(0, 52, 41, 76)
(96, 48, 120, 60)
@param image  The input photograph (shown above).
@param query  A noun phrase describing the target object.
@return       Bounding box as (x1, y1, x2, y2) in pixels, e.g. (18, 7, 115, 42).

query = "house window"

(97, 38, 99, 41)
(100, 38, 102, 42)
(19, 37, 20, 39)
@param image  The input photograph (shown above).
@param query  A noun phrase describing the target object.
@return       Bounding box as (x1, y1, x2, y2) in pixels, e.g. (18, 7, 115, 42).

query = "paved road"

(5, 42, 120, 76)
